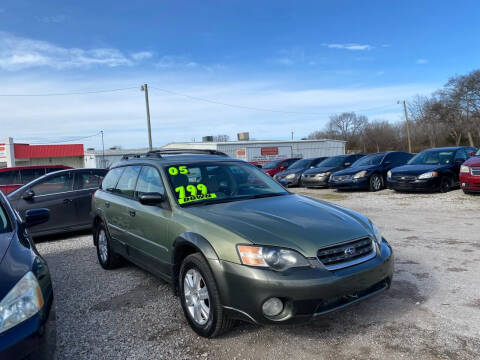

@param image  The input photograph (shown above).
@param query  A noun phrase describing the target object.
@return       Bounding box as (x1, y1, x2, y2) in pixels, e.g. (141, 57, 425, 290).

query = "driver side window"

(31, 172, 73, 196)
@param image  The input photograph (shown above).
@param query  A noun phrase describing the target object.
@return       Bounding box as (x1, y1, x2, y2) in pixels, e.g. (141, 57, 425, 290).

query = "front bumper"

(387, 177, 441, 192)
(300, 175, 330, 188)
(277, 176, 300, 187)
(329, 177, 369, 190)
(0, 299, 56, 360)
(460, 173, 480, 192)
(210, 240, 393, 325)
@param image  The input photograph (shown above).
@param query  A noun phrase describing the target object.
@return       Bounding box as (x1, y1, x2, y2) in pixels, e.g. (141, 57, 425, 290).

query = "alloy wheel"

(184, 268, 210, 325)
(98, 229, 108, 263)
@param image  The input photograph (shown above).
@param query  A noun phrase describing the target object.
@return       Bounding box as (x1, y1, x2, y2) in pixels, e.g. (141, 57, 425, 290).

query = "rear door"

(128, 165, 172, 277)
(15, 171, 75, 234)
(72, 170, 107, 228)
(105, 166, 142, 247)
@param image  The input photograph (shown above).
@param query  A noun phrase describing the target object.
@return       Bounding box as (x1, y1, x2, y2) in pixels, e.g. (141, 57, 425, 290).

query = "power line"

(148, 85, 398, 115)
(16, 131, 102, 144)
(0, 87, 138, 97)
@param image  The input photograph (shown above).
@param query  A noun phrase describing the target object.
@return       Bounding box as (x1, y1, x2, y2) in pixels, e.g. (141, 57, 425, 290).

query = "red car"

(460, 149, 480, 193)
(0, 165, 72, 194)
(261, 158, 301, 177)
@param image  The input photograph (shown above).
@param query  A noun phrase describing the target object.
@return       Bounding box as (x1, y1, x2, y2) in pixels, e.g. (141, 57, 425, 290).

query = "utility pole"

(141, 84, 153, 151)
(291, 131, 294, 140)
(100, 130, 105, 168)
(398, 100, 412, 153)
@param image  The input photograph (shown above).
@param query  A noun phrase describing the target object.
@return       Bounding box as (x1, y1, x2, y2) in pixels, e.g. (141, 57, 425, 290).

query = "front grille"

(392, 174, 416, 181)
(331, 175, 351, 182)
(472, 167, 480, 176)
(317, 237, 375, 270)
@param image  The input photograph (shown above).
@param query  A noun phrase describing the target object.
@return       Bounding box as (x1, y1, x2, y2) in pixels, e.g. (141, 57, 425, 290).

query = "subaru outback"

(91, 150, 393, 337)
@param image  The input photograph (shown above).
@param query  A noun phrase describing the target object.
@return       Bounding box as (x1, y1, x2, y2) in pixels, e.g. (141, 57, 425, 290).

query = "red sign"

(261, 147, 278, 156)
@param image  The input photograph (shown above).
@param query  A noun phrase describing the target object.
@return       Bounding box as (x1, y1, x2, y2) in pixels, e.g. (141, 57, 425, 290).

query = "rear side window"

(0, 203, 11, 233)
(31, 172, 73, 196)
(114, 166, 141, 198)
(101, 167, 125, 191)
(20, 168, 46, 184)
(76, 171, 105, 190)
(135, 166, 165, 197)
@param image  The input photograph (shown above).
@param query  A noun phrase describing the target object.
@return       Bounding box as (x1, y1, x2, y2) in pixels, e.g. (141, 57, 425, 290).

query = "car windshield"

(351, 154, 384, 167)
(262, 160, 281, 169)
(287, 159, 309, 169)
(408, 150, 455, 165)
(316, 156, 346, 167)
(165, 162, 289, 206)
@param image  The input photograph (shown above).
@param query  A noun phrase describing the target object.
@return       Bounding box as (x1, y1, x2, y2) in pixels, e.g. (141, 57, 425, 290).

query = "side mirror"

(21, 190, 35, 200)
(139, 192, 165, 205)
(470, 151, 476, 157)
(25, 208, 50, 228)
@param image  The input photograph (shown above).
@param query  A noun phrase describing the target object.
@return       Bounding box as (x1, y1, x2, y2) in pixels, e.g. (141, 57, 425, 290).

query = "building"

(162, 139, 346, 164)
(0, 137, 84, 168)
(84, 147, 154, 169)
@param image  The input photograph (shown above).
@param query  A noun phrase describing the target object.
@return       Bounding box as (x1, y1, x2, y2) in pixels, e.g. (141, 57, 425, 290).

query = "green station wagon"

(91, 150, 394, 337)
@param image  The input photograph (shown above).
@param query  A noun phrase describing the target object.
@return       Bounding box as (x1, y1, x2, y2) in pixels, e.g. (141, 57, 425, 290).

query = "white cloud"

(325, 43, 373, 51)
(131, 51, 153, 61)
(37, 15, 67, 23)
(156, 55, 198, 69)
(0, 31, 155, 70)
(274, 57, 295, 66)
(416, 58, 428, 65)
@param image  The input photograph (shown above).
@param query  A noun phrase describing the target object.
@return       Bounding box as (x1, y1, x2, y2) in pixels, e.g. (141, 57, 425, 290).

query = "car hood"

(391, 164, 449, 175)
(333, 165, 377, 176)
(303, 166, 339, 175)
(275, 168, 304, 177)
(463, 156, 480, 167)
(184, 194, 373, 257)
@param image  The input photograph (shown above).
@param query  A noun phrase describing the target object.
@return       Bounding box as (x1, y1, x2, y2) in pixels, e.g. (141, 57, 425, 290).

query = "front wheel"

(369, 174, 384, 192)
(179, 253, 234, 338)
(440, 177, 452, 193)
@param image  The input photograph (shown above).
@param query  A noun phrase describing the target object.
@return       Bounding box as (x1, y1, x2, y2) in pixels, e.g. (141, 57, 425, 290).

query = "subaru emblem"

(344, 247, 355, 256)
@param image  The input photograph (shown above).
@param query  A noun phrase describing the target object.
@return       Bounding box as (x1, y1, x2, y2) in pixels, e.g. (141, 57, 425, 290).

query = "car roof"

(0, 165, 71, 172)
(421, 146, 471, 151)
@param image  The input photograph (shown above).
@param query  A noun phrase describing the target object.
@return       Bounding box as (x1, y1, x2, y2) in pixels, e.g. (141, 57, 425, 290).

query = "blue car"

(329, 151, 413, 191)
(0, 192, 55, 360)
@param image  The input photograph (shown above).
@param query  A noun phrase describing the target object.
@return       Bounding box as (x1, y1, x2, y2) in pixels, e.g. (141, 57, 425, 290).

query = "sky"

(1, 0, 480, 149)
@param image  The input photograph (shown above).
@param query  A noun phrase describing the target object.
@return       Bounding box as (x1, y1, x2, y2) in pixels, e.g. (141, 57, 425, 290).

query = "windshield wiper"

(235, 192, 288, 201)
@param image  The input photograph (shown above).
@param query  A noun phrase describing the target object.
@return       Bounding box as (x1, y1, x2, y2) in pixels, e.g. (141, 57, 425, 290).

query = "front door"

(72, 170, 106, 228)
(129, 166, 172, 278)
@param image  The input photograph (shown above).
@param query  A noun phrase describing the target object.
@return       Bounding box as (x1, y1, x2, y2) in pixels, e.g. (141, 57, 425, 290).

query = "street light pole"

(141, 84, 153, 151)
(398, 100, 412, 153)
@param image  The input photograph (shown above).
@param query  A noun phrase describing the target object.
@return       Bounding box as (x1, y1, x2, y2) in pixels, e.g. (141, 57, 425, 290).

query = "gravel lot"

(36, 188, 480, 360)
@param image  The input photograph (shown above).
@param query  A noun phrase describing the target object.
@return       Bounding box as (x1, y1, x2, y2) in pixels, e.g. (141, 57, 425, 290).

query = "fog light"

(262, 297, 284, 317)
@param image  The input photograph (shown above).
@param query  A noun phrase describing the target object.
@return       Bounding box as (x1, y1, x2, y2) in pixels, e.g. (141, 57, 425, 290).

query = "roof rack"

(121, 149, 229, 160)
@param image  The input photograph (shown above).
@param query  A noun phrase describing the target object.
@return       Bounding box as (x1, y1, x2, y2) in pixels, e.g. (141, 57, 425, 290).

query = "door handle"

(105, 201, 110, 208)
(63, 198, 72, 204)
(129, 210, 136, 217)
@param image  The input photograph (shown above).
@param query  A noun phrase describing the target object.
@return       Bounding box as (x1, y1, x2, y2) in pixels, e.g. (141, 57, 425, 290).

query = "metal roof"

(14, 144, 84, 159)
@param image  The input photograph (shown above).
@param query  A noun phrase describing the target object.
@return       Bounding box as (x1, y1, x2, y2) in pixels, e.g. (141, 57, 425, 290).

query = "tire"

(95, 222, 122, 269)
(179, 253, 234, 338)
(440, 177, 452, 193)
(369, 174, 384, 192)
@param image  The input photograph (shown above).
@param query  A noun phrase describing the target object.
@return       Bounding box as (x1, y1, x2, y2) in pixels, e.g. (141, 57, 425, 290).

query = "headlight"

(418, 171, 438, 179)
(460, 165, 470, 174)
(316, 172, 330, 178)
(237, 245, 310, 271)
(353, 170, 367, 179)
(369, 222, 383, 245)
(387, 170, 392, 178)
(285, 173, 296, 180)
(0, 272, 44, 334)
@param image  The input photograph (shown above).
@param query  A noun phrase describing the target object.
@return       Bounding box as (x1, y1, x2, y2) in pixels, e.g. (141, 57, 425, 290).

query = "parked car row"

(271, 146, 478, 193)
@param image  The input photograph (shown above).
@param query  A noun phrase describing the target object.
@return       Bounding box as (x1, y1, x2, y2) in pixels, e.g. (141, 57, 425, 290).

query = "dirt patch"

(446, 267, 468, 273)
(385, 280, 426, 303)
(315, 193, 348, 200)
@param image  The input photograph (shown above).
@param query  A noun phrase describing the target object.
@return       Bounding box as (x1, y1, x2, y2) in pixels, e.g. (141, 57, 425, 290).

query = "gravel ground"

(36, 188, 480, 360)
